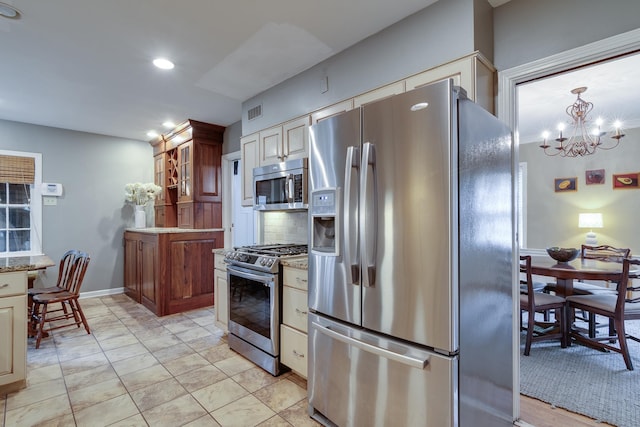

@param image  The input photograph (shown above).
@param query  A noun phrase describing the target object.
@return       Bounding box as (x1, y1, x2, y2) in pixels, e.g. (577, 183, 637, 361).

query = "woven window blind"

(0, 155, 35, 184)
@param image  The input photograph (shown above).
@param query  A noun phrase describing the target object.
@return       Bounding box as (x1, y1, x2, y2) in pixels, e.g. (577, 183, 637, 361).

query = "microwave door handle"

(286, 174, 294, 203)
(360, 142, 377, 287)
(344, 146, 360, 285)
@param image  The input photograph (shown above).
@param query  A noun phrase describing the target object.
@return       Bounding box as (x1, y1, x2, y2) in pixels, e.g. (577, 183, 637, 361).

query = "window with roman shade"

(0, 151, 42, 256)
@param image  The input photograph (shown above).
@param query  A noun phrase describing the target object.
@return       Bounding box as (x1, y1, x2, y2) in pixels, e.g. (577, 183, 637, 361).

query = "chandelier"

(539, 87, 625, 157)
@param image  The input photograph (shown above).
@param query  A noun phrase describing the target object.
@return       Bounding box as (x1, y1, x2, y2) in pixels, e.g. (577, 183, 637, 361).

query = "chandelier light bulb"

(542, 131, 550, 139)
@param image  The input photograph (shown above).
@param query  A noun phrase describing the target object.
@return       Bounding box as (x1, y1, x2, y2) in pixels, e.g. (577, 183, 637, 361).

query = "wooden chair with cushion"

(520, 255, 568, 355)
(544, 244, 631, 337)
(31, 251, 91, 349)
(567, 258, 640, 370)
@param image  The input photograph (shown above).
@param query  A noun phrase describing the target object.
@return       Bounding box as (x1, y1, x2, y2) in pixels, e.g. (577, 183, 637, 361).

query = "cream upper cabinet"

(240, 132, 259, 206)
(259, 116, 310, 166)
(0, 271, 27, 393)
(282, 116, 310, 162)
(353, 81, 405, 108)
(258, 125, 283, 166)
(405, 52, 495, 113)
(311, 99, 354, 124)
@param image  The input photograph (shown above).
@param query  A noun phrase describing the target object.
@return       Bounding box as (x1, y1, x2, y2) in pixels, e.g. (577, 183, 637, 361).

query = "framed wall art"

(554, 177, 577, 192)
(612, 172, 639, 189)
(586, 169, 605, 185)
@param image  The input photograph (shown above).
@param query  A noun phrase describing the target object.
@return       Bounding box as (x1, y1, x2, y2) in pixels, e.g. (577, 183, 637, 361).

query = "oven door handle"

(227, 266, 274, 284)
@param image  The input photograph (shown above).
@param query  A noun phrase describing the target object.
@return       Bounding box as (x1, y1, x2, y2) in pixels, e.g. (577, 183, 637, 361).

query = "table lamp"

(578, 213, 603, 245)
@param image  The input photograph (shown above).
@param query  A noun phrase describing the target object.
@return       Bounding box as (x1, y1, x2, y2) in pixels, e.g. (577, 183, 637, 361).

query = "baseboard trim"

(79, 287, 124, 299)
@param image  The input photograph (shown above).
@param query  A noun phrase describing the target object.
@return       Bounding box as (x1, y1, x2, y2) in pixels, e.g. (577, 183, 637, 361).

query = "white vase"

(134, 205, 146, 228)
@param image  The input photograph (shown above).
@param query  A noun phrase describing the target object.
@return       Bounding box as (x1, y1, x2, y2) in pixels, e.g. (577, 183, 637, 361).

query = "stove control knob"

(267, 259, 275, 267)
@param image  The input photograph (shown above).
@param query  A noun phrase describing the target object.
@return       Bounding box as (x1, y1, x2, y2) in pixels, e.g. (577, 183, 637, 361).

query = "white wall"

(0, 118, 153, 293)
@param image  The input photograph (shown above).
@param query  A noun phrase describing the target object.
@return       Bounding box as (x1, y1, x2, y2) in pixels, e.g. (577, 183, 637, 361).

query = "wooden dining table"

(529, 255, 635, 297)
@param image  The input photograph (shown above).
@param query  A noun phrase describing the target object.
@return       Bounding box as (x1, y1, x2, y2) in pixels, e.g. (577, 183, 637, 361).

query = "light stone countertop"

(281, 257, 308, 270)
(0, 254, 56, 273)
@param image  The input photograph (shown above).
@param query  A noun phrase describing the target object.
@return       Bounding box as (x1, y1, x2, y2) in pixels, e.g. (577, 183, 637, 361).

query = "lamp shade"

(578, 213, 603, 229)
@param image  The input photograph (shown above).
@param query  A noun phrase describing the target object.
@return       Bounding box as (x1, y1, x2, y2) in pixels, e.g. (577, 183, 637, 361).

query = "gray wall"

(223, 120, 242, 154)
(493, 0, 640, 70)
(0, 118, 153, 293)
(520, 127, 640, 255)
(242, 0, 490, 134)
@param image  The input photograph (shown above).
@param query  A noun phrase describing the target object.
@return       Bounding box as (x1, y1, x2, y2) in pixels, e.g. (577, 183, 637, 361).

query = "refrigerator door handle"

(360, 142, 377, 287)
(312, 322, 429, 369)
(344, 146, 360, 285)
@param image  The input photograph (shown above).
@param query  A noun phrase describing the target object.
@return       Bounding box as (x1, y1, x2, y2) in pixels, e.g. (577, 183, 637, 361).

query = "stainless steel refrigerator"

(307, 79, 514, 427)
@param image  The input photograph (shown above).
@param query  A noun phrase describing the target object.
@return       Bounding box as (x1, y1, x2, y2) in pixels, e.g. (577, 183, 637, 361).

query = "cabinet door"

(241, 133, 259, 206)
(154, 154, 165, 204)
(282, 116, 310, 161)
(178, 141, 193, 202)
(353, 81, 405, 107)
(140, 236, 158, 308)
(194, 140, 222, 202)
(283, 286, 308, 333)
(283, 267, 308, 291)
(259, 126, 283, 166)
(0, 295, 26, 387)
(214, 268, 228, 331)
(123, 236, 140, 302)
(281, 324, 308, 378)
(169, 239, 215, 305)
(311, 99, 354, 124)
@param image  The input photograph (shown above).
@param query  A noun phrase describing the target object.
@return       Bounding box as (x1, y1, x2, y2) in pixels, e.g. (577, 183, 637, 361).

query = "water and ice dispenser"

(311, 188, 340, 256)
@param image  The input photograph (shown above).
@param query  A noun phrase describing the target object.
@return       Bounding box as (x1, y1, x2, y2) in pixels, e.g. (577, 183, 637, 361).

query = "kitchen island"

(0, 254, 54, 394)
(124, 228, 224, 316)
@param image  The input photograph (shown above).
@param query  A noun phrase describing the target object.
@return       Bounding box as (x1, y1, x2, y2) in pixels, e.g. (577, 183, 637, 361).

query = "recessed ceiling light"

(153, 58, 174, 70)
(146, 130, 159, 138)
(0, 2, 21, 19)
(162, 121, 175, 129)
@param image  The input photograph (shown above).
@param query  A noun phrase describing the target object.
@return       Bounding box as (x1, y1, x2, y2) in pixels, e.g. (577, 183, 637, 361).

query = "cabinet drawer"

(280, 324, 308, 378)
(214, 253, 227, 271)
(0, 271, 27, 297)
(283, 267, 308, 291)
(282, 286, 308, 332)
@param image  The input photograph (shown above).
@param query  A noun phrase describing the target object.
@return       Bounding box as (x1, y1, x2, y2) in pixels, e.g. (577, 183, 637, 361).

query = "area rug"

(520, 320, 640, 427)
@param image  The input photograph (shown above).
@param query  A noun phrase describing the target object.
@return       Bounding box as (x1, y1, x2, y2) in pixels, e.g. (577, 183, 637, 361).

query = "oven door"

(227, 265, 280, 356)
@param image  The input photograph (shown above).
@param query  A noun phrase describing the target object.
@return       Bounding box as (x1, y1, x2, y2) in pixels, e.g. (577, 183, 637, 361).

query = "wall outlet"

(43, 196, 57, 206)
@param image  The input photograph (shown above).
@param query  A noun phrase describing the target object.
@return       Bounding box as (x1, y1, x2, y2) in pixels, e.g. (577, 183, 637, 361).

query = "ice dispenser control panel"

(311, 188, 340, 256)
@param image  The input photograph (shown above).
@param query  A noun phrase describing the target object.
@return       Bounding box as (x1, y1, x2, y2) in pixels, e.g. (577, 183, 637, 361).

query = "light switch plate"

(43, 196, 57, 206)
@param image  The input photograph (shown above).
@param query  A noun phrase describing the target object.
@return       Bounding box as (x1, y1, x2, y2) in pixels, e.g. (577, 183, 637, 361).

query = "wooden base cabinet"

(280, 265, 308, 378)
(124, 229, 223, 316)
(213, 253, 228, 332)
(0, 271, 27, 394)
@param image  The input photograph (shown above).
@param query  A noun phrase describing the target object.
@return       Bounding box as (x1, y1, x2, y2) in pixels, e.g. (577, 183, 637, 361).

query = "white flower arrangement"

(125, 182, 162, 206)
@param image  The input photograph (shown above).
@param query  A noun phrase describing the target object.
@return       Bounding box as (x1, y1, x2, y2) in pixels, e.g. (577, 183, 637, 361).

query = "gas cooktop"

(224, 243, 308, 273)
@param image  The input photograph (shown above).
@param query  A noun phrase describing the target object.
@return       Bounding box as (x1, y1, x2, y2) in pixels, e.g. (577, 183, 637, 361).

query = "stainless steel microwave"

(253, 158, 308, 211)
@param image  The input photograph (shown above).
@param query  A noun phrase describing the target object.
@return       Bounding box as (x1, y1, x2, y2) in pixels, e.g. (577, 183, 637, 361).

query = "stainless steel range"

(224, 243, 307, 376)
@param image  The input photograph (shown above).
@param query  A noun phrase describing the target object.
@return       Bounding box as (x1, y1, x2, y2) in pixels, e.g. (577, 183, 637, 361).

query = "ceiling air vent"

(247, 104, 262, 121)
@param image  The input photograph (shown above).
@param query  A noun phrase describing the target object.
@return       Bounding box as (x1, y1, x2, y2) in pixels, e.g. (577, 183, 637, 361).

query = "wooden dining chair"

(520, 255, 568, 355)
(31, 251, 91, 349)
(544, 244, 631, 337)
(28, 250, 79, 324)
(567, 258, 640, 370)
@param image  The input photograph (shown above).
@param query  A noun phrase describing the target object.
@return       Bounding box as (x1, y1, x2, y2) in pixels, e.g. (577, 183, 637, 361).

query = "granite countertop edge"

(281, 258, 308, 270)
(0, 255, 55, 273)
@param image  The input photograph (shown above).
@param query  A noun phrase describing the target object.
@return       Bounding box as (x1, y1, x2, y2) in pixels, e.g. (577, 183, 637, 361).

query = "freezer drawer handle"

(313, 322, 429, 369)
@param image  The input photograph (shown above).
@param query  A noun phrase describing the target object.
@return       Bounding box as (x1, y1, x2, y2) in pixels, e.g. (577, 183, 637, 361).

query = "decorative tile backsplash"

(262, 211, 308, 244)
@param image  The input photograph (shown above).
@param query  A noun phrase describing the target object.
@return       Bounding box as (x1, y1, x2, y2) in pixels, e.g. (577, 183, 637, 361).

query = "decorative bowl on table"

(546, 247, 579, 263)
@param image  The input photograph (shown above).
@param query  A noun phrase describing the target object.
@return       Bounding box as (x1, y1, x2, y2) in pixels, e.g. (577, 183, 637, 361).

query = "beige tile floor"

(1, 294, 321, 427)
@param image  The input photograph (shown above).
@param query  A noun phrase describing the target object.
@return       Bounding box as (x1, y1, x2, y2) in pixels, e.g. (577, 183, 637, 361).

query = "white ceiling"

(518, 52, 640, 145)
(1, 0, 454, 141)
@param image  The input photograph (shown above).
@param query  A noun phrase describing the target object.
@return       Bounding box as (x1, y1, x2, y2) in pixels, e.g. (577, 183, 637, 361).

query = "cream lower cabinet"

(0, 271, 27, 393)
(280, 265, 308, 378)
(214, 253, 228, 332)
